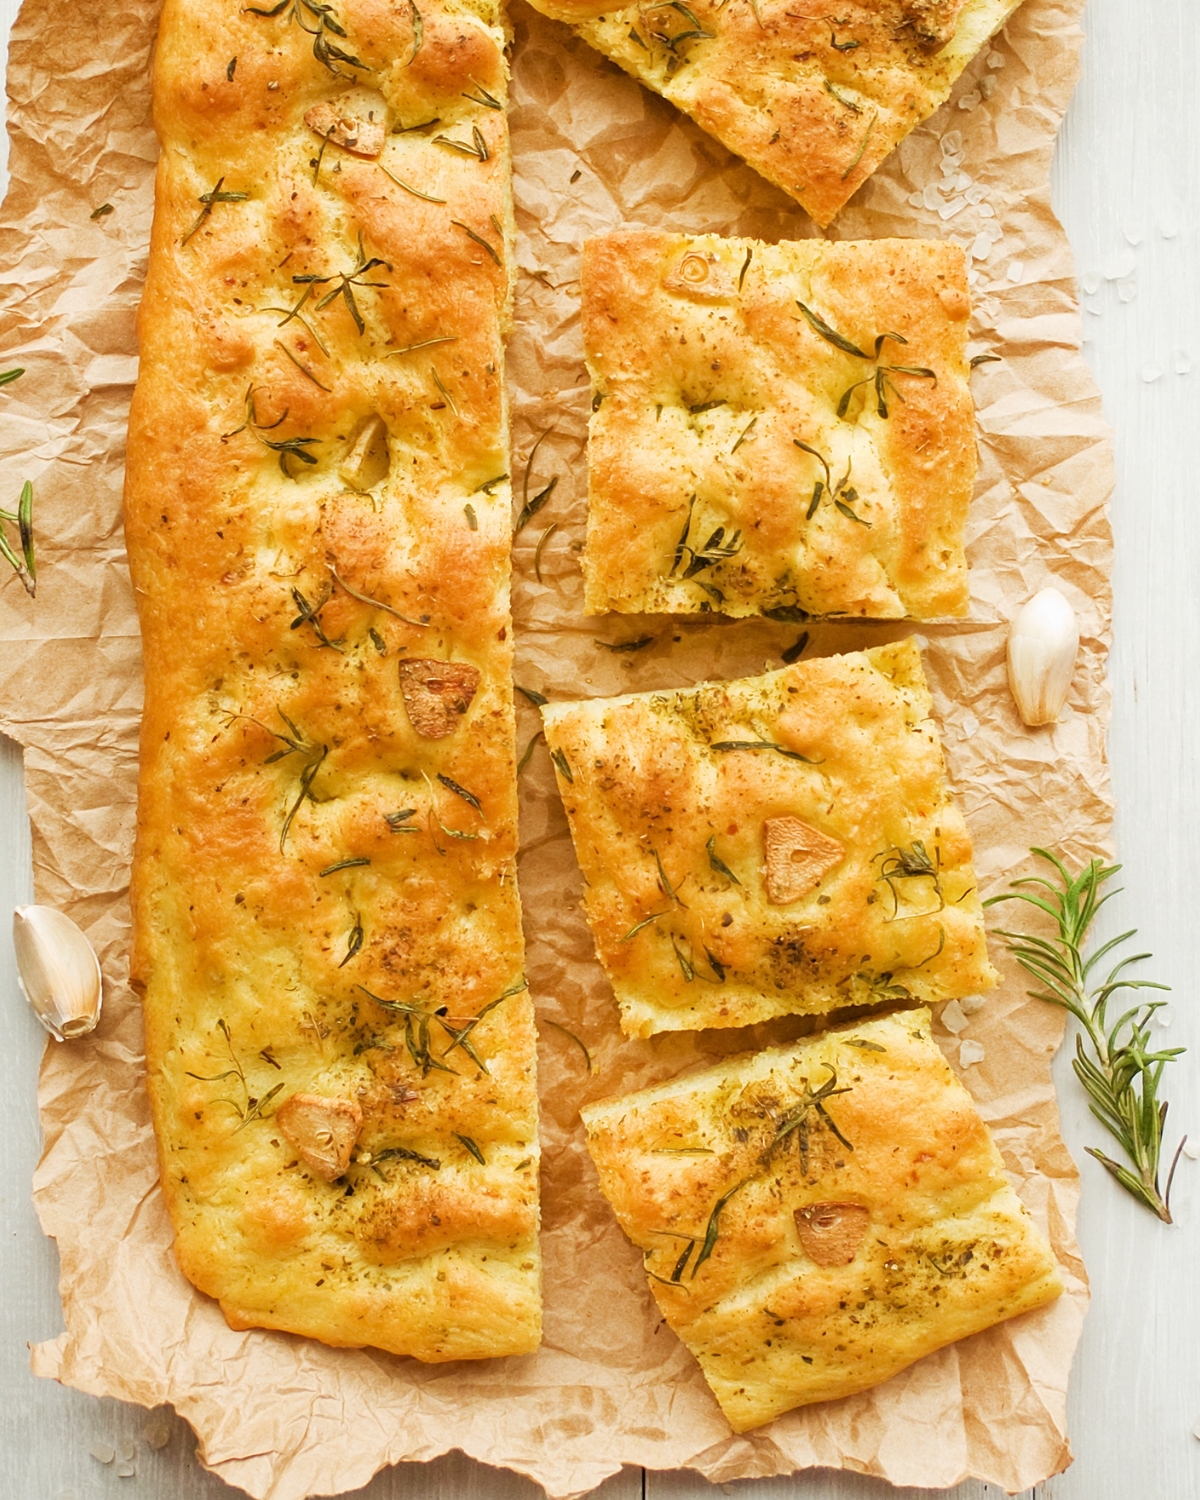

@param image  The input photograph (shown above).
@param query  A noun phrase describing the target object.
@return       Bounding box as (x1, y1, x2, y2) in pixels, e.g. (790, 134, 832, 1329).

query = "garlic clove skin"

(13, 905, 102, 1041)
(1007, 586, 1080, 727)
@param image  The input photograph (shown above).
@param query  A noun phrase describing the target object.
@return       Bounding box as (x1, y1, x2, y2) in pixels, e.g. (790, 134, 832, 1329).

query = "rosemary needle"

(986, 847, 1186, 1224)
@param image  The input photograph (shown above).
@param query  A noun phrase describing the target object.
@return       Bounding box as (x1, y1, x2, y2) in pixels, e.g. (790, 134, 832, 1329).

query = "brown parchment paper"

(0, 0, 1111, 1493)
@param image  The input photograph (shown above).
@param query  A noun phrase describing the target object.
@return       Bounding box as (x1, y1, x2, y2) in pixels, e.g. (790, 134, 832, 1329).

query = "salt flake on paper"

(959, 1040, 986, 1067)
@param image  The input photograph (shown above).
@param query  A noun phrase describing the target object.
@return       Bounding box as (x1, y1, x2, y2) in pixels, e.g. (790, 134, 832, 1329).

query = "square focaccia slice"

(583, 233, 975, 622)
(540, 639, 996, 1037)
(582, 1008, 1064, 1431)
(521, 0, 1024, 229)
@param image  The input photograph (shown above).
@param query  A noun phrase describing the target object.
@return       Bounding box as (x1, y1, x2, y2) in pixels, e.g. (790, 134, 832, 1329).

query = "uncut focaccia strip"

(522, 0, 1024, 227)
(582, 1009, 1063, 1431)
(126, 0, 540, 1361)
(583, 233, 976, 622)
(541, 640, 996, 1037)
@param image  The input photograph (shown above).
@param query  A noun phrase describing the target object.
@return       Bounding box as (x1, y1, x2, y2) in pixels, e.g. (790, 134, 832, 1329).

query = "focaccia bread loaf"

(582, 1008, 1064, 1430)
(541, 639, 997, 1036)
(520, 0, 1025, 227)
(583, 233, 976, 621)
(125, 0, 541, 1360)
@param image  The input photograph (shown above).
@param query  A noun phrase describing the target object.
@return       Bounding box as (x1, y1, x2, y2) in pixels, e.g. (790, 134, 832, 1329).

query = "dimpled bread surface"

(583, 232, 976, 621)
(541, 639, 996, 1037)
(582, 1008, 1063, 1430)
(519, 0, 1025, 227)
(126, 0, 541, 1359)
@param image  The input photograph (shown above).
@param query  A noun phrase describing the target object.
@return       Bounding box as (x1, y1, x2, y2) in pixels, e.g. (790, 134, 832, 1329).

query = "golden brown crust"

(582, 233, 976, 621)
(127, 0, 541, 1360)
(522, 0, 1025, 226)
(541, 639, 997, 1037)
(582, 1009, 1064, 1430)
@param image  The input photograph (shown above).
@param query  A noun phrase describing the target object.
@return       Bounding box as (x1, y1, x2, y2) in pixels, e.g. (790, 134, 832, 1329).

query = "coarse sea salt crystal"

(940, 1000, 969, 1035)
(144, 1417, 172, 1450)
(979, 202, 995, 218)
(959, 1040, 986, 1066)
(970, 233, 992, 261)
(1080, 272, 1101, 294)
(1183, 1139, 1200, 1161)
(966, 185, 985, 205)
(958, 709, 980, 739)
(908, 191, 925, 208)
(923, 182, 943, 210)
(980, 74, 996, 98)
(960, 994, 987, 1016)
(987, 51, 1006, 67)
(941, 130, 964, 156)
(89, 1443, 115, 1465)
(1104, 249, 1136, 281)
(939, 197, 967, 221)
(1142, 364, 1162, 384)
(958, 89, 981, 112)
(1117, 280, 1137, 303)
(117, 1464, 136, 1480)
(1007, 260, 1025, 283)
(1174, 350, 1192, 375)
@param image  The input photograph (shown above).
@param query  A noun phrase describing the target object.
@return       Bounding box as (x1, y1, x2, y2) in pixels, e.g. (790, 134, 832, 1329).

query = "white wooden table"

(0, 0, 1196, 1495)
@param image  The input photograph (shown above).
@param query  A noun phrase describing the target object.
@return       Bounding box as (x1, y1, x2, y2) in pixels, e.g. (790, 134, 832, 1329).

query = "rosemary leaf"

(451, 218, 501, 266)
(599, 635, 654, 654)
(455, 1133, 486, 1164)
(781, 630, 809, 665)
(437, 772, 483, 812)
(464, 502, 478, 530)
(540, 1016, 593, 1072)
(377, 160, 446, 204)
(407, 0, 423, 63)
(549, 746, 574, 783)
(709, 739, 821, 764)
(388, 335, 458, 357)
(319, 856, 370, 876)
(534, 521, 558, 583)
(516, 684, 548, 707)
(706, 834, 740, 886)
(618, 911, 668, 943)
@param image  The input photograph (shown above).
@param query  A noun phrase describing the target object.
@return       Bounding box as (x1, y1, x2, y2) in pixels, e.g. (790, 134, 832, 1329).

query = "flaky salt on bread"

(520, 0, 1025, 227)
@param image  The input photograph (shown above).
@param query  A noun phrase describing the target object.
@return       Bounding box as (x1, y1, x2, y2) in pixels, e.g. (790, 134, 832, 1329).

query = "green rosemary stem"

(985, 847, 1185, 1224)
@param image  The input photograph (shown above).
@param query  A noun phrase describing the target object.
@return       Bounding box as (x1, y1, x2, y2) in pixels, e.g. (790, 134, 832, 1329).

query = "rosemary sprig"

(0, 480, 35, 596)
(515, 429, 558, 533)
(986, 849, 1186, 1223)
(670, 501, 744, 580)
(797, 302, 936, 419)
(181, 176, 248, 246)
(874, 840, 944, 918)
(245, 0, 371, 79)
(185, 1018, 285, 1129)
(794, 440, 869, 525)
(292, 233, 391, 335)
(290, 581, 343, 650)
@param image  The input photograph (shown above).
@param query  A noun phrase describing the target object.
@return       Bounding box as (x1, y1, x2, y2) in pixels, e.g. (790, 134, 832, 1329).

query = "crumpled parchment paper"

(0, 0, 1110, 1492)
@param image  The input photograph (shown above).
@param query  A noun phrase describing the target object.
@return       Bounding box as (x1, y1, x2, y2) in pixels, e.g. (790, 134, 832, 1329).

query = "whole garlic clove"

(1007, 586, 1080, 726)
(13, 905, 102, 1041)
